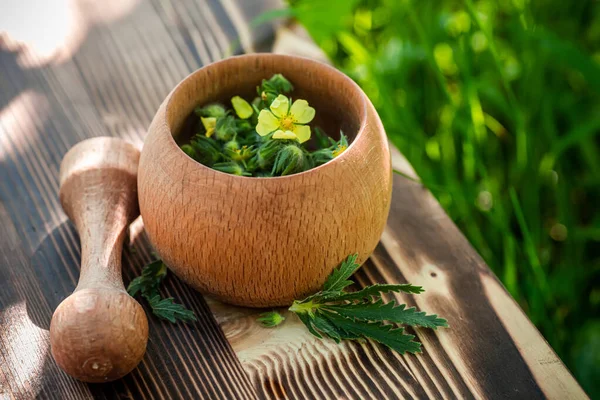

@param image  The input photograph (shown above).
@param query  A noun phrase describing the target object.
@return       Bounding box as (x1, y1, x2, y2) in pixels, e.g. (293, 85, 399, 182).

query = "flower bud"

(215, 115, 236, 141)
(195, 103, 226, 118)
(253, 140, 282, 170)
(272, 144, 309, 176)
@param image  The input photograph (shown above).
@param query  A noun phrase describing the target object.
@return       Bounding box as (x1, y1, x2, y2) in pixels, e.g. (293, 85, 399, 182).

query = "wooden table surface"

(0, 1, 588, 399)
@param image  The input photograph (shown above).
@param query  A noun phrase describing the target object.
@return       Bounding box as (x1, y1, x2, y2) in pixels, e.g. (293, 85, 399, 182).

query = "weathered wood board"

(0, 1, 588, 399)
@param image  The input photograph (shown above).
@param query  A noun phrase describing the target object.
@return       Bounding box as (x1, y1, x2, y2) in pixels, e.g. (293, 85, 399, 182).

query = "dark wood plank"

(0, 1, 278, 398)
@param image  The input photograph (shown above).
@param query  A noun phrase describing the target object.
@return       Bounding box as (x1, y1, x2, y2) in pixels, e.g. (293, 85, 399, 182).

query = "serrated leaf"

(127, 260, 167, 298)
(296, 312, 323, 339)
(311, 313, 343, 342)
(288, 254, 447, 355)
(319, 311, 362, 340)
(146, 295, 197, 324)
(325, 283, 424, 302)
(323, 253, 360, 292)
(326, 300, 448, 329)
(321, 310, 422, 354)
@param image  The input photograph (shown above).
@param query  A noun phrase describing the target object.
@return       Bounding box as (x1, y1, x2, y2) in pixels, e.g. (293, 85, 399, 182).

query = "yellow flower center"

(280, 116, 295, 131)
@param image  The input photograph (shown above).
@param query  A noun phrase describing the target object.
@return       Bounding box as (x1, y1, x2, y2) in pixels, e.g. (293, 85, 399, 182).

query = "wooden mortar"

(139, 54, 392, 307)
(51, 137, 148, 382)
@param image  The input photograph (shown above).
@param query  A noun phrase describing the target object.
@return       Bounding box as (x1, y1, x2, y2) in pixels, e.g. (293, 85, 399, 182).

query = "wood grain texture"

(138, 54, 392, 307)
(51, 137, 148, 383)
(0, 0, 273, 398)
(0, 0, 589, 399)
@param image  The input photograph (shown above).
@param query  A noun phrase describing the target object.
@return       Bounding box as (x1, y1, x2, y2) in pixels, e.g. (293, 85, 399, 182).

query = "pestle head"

(50, 288, 148, 382)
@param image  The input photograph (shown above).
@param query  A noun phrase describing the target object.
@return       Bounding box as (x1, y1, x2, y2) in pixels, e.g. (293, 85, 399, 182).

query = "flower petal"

(231, 96, 253, 119)
(201, 117, 217, 137)
(270, 95, 290, 118)
(290, 99, 315, 124)
(201, 116, 216, 130)
(293, 124, 311, 143)
(273, 130, 298, 140)
(256, 110, 280, 136)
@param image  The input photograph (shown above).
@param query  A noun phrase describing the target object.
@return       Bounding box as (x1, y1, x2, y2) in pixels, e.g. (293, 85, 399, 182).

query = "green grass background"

(287, 0, 600, 395)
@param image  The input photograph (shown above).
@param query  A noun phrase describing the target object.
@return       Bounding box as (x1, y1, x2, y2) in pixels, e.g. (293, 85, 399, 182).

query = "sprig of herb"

(127, 260, 197, 323)
(264, 254, 447, 354)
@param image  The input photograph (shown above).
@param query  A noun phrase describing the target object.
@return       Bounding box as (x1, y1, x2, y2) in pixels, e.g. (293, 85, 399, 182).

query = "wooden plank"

(0, 1, 588, 399)
(0, 1, 276, 399)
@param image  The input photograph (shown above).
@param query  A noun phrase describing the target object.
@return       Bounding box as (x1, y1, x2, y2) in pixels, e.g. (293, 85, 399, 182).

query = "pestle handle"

(50, 137, 149, 383)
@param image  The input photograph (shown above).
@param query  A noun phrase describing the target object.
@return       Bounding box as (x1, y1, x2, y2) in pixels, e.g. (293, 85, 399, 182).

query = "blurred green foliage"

(291, 0, 600, 395)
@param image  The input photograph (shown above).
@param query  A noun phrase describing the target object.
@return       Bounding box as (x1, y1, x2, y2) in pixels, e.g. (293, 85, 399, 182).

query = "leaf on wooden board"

(321, 310, 422, 354)
(147, 295, 197, 324)
(323, 253, 360, 292)
(326, 283, 425, 302)
(326, 300, 448, 329)
(127, 259, 167, 298)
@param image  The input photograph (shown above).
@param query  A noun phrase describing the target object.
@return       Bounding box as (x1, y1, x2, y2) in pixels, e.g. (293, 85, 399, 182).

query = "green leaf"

(326, 300, 448, 329)
(288, 254, 446, 354)
(323, 253, 360, 292)
(146, 295, 197, 324)
(128, 259, 197, 324)
(321, 310, 422, 354)
(325, 283, 424, 302)
(127, 260, 167, 298)
(313, 126, 336, 149)
(534, 28, 600, 94)
(213, 161, 252, 176)
(260, 74, 294, 95)
(190, 135, 222, 166)
(180, 144, 197, 159)
(318, 311, 361, 340)
(310, 312, 343, 342)
(291, 0, 361, 46)
(296, 311, 323, 339)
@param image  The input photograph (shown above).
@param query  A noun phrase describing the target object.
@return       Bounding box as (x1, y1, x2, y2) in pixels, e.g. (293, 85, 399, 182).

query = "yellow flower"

(231, 96, 253, 119)
(256, 95, 315, 144)
(201, 117, 216, 138)
(332, 143, 347, 158)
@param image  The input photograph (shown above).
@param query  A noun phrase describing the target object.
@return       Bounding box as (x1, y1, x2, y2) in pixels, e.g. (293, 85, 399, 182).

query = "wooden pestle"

(50, 137, 148, 382)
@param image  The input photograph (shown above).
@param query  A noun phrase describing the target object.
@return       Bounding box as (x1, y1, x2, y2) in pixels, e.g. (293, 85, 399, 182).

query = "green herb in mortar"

(180, 74, 348, 177)
(258, 254, 448, 354)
